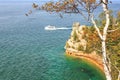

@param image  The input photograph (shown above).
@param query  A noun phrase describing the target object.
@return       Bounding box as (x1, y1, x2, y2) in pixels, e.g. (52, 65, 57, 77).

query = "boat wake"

(44, 25, 72, 30)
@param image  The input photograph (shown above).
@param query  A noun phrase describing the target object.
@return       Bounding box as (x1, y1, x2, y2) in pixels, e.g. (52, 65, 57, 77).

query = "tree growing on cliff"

(30, 0, 120, 80)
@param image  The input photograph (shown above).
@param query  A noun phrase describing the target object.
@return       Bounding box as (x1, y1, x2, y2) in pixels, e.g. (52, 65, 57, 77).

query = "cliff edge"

(65, 22, 104, 71)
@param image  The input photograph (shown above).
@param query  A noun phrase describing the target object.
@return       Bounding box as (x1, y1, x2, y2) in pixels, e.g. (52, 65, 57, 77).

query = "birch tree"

(30, 0, 120, 80)
(91, 0, 112, 80)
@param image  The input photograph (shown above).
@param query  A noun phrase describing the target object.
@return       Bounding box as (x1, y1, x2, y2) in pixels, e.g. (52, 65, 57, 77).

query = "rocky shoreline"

(66, 48, 104, 72)
(65, 22, 104, 72)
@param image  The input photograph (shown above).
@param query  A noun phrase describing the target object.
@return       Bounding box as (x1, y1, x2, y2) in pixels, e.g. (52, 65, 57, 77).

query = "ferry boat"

(44, 25, 56, 30)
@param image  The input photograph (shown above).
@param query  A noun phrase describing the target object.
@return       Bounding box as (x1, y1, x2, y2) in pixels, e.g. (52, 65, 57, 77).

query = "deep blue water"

(0, 1, 119, 80)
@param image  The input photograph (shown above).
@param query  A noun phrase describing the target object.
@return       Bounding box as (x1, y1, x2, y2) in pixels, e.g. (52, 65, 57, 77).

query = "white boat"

(44, 25, 56, 30)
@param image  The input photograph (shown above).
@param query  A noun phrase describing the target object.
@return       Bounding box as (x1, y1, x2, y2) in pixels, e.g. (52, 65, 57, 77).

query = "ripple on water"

(0, 40, 106, 80)
(0, 3, 107, 80)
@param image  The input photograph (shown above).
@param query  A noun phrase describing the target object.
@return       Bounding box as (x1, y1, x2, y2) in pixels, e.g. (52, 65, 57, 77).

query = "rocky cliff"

(65, 22, 104, 71)
(65, 22, 87, 51)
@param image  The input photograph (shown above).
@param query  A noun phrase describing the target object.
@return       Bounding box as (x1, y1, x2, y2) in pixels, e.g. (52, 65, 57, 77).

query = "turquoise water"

(0, 1, 119, 80)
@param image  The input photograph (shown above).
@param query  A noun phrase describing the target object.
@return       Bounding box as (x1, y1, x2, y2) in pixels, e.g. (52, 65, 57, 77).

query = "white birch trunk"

(102, 0, 112, 80)
(102, 41, 112, 80)
(91, 16, 112, 80)
(91, 0, 112, 80)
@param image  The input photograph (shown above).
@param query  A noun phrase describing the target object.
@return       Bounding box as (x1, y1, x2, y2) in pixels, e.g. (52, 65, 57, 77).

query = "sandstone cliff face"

(65, 22, 103, 71)
(65, 22, 87, 51)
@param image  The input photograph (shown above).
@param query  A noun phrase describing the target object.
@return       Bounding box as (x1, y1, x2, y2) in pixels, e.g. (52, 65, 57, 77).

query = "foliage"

(97, 10, 116, 27)
(40, 0, 98, 13)
(78, 45, 84, 51)
(72, 11, 120, 80)
(73, 31, 78, 41)
(77, 26, 101, 53)
(66, 42, 70, 48)
(30, 0, 101, 20)
(117, 11, 120, 22)
(87, 11, 120, 80)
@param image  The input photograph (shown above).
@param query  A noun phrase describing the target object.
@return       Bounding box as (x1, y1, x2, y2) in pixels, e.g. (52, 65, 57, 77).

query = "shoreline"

(66, 48, 104, 72)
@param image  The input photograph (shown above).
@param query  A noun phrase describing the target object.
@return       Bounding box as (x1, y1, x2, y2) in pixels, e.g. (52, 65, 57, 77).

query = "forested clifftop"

(65, 20, 120, 80)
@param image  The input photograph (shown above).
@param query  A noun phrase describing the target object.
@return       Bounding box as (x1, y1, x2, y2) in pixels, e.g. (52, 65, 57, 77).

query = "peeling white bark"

(102, 0, 112, 80)
(91, 13, 112, 80)
(91, 14, 103, 40)
(91, 0, 112, 80)
(102, 41, 112, 80)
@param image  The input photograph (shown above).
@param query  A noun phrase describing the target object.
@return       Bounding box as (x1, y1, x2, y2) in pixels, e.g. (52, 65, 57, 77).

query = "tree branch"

(73, 6, 88, 21)
(91, 14, 103, 40)
(107, 27, 120, 32)
(114, 66, 120, 80)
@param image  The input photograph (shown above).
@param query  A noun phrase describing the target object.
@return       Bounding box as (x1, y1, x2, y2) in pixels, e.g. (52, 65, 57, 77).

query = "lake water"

(0, 1, 119, 80)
